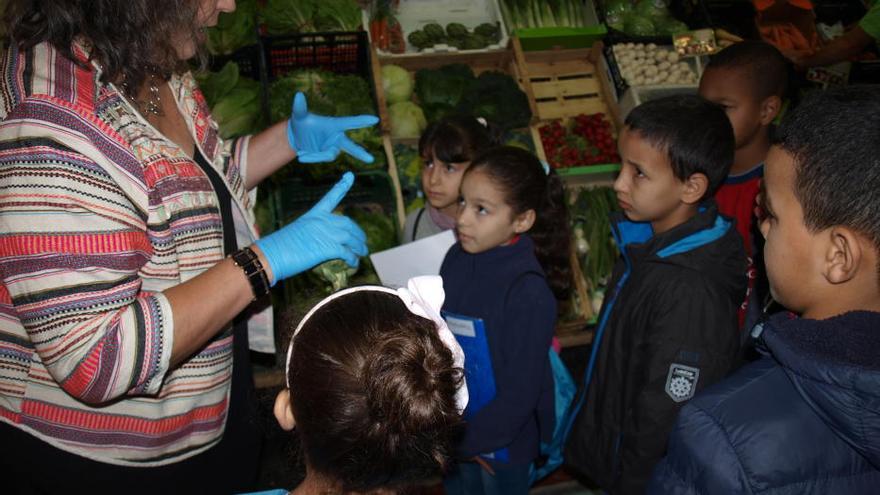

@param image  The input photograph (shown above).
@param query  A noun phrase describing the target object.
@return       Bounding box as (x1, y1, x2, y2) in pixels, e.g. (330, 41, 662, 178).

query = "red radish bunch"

(539, 113, 620, 169)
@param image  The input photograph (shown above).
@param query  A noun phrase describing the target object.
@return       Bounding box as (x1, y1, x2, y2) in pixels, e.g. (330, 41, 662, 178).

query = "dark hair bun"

(287, 291, 464, 493)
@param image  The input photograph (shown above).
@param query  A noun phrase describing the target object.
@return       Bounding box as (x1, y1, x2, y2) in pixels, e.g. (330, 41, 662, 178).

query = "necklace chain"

(121, 72, 165, 117)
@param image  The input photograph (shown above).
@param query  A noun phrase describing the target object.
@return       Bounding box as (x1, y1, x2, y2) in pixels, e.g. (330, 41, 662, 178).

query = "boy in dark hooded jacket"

(649, 86, 880, 494)
(564, 96, 747, 495)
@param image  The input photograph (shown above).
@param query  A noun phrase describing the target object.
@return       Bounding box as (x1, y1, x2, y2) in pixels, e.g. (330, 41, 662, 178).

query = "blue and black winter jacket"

(564, 201, 747, 495)
(648, 310, 880, 494)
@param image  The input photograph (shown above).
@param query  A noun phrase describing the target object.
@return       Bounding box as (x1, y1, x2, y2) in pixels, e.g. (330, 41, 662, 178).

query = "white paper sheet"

(370, 230, 457, 288)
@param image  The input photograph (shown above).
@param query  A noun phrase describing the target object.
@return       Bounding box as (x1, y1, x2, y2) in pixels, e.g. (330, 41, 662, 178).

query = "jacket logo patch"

(665, 363, 700, 402)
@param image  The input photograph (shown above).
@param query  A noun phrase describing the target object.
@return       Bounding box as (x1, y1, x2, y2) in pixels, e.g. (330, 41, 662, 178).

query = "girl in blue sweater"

(441, 146, 572, 495)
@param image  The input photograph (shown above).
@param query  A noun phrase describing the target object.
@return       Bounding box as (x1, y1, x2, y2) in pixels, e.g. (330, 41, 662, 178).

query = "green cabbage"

(196, 62, 262, 139)
(604, 0, 632, 18)
(381, 65, 413, 104)
(388, 101, 427, 139)
(624, 15, 656, 36)
(634, 0, 670, 21)
(657, 18, 690, 35)
(206, 0, 258, 55)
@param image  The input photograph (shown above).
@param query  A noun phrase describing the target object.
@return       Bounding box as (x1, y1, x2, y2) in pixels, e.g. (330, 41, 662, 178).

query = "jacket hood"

(611, 200, 747, 302)
(764, 311, 880, 468)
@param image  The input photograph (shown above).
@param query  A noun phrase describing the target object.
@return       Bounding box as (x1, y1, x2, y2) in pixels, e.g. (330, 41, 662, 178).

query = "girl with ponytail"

(439, 146, 572, 494)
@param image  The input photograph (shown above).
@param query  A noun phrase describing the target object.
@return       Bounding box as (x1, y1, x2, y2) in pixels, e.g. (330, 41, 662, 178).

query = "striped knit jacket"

(0, 40, 274, 465)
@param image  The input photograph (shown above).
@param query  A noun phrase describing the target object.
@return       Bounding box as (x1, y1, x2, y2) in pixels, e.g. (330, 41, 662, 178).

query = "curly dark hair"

(286, 290, 464, 493)
(3, 0, 202, 90)
(467, 146, 573, 301)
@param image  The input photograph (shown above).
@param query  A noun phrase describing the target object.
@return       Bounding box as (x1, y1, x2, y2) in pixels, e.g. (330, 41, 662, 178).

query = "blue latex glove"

(255, 172, 367, 285)
(287, 92, 380, 164)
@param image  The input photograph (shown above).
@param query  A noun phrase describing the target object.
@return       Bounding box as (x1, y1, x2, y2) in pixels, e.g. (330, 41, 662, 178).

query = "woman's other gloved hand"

(255, 172, 367, 285)
(287, 92, 380, 164)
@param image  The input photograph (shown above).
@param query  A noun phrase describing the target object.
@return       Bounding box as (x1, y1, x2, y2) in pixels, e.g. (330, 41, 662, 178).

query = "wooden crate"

(370, 44, 523, 136)
(513, 38, 615, 123)
(381, 133, 410, 230)
(369, 43, 526, 230)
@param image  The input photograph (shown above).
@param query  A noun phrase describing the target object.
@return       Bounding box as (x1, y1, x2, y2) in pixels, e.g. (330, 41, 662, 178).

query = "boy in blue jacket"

(649, 86, 880, 494)
(564, 96, 747, 495)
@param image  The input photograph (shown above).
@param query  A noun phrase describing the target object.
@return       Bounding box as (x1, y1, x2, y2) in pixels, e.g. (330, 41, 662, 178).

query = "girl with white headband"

(244, 276, 468, 495)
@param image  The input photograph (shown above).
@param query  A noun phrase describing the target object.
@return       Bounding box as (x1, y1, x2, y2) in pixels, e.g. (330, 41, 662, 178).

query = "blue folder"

(442, 310, 510, 463)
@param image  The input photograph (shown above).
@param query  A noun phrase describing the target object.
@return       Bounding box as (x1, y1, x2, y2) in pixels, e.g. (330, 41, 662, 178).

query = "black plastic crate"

(208, 43, 265, 81)
(262, 31, 370, 81)
(602, 44, 630, 99)
(267, 169, 399, 230)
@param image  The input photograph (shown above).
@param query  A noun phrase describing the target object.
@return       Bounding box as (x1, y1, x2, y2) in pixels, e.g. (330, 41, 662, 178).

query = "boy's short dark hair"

(625, 95, 735, 198)
(706, 41, 791, 100)
(774, 86, 880, 252)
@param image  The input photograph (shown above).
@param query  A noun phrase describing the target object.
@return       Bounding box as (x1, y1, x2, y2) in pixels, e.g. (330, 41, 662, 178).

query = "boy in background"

(699, 40, 790, 330)
(564, 96, 747, 495)
(649, 85, 880, 495)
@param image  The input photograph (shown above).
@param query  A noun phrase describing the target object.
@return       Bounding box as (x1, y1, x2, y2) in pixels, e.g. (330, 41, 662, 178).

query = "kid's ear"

(274, 389, 297, 431)
(760, 95, 782, 126)
(513, 209, 536, 234)
(824, 227, 863, 285)
(681, 173, 709, 205)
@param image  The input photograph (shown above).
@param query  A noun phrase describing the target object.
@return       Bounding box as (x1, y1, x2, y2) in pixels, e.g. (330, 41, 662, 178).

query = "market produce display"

(206, 0, 258, 55)
(260, 0, 363, 36)
(538, 113, 619, 169)
(267, 69, 385, 174)
(406, 22, 502, 51)
(381, 63, 530, 139)
(380, 65, 413, 104)
(611, 42, 699, 86)
(604, 0, 689, 37)
(570, 187, 620, 315)
(366, 0, 407, 54)
(499, 0, 598, 29)
(195, 62, 264, 139)
(392, 144, 425, 213)
(309, 206, 396, 292)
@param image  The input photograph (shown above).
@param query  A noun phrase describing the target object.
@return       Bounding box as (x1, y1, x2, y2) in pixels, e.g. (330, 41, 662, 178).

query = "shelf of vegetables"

(363, 0, 510, 57)
(199, 0, 412, 321)
(498, 0, 609, 51)
(505, 37, 624, 332)
(598, 41, 702, 125)
(598, 0, 702, 42)
(370, 43, 536, 216)
(512, 39, 621, 175)
(569, 186, 621, 323)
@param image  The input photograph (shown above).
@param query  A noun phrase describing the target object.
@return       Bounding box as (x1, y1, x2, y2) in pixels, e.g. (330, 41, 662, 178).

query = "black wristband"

(231, 247, 271, 301)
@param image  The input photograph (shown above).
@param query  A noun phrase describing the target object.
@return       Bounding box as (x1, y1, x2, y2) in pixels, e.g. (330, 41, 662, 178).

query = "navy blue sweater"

(440, 235, 557, 467)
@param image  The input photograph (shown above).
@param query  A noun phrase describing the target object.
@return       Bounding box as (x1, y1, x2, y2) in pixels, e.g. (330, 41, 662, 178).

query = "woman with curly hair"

(0, 1, 378, 493)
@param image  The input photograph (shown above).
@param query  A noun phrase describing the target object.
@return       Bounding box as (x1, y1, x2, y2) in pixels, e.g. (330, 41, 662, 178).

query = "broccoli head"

(445, 22, 469, 39)
(423, 22, 446, 41)
(407, 30, 433, 50)
(461, 34, 487, 50)
(474, 22, 500, 41)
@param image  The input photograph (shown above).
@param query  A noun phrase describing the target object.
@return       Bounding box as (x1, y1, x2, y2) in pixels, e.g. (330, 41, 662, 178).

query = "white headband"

(285, 275, 469, 413)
